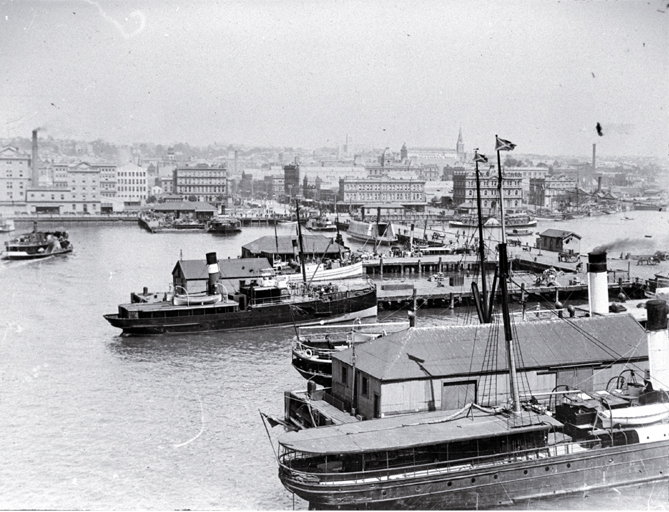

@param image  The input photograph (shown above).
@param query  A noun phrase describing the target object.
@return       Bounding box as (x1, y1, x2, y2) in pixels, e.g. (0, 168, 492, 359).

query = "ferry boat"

(206, 216, 242, 234)
(450, 212, 537, 229)
(305, 217, 337, 232)
(104, 252, 377, 335)
(273, 254, 669, 509)
(346, 220, 397, 245)
(2, 224, 74, 260)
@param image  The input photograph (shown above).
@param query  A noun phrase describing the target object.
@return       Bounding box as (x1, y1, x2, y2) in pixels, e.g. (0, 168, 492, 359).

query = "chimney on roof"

(32, 130, 39, 186)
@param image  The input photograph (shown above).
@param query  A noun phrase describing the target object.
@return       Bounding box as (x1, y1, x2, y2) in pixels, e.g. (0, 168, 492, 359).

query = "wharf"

(369, 247, 648, 309)
(9, 214, 138, 225)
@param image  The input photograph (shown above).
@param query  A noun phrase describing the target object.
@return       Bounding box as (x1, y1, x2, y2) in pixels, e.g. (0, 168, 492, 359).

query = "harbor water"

(2, 212, 669, 510)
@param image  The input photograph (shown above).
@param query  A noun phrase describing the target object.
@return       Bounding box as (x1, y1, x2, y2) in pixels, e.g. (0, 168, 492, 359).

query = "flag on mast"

(495, 136, 516, 152)
(474, 152, 488, 163)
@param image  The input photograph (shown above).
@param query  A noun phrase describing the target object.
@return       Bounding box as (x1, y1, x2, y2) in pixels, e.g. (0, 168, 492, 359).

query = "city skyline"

(1, 0, 667, 159)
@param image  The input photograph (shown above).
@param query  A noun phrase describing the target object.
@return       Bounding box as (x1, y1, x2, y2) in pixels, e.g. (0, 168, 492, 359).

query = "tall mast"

(474, 150, 489, 322)
(294, 199, 307, 285)
(495, 135, 521, 414)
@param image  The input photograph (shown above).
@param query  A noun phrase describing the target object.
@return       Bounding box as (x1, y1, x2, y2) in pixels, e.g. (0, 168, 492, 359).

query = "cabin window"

(341, 366, 348, 385)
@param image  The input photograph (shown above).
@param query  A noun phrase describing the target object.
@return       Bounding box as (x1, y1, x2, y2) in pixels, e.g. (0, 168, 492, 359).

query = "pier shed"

(329, 315, 647, 421)
(150, 201, 217, 221)
(537, 229, 581, 254)
(241, 235, 345, 262)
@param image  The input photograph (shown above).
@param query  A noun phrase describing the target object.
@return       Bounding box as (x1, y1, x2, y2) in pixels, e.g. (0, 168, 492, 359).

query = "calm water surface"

(1, 212, 669, 510)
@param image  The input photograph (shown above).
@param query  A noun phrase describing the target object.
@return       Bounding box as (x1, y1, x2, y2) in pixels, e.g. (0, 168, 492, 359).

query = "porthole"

(523, 470, 528, 475)
(567, 463, 571, 468)
(545, 467, 550, 471)
(471, 478, 476, 483)
(447, 482, 452, 487)
(493, 475, 498, 480)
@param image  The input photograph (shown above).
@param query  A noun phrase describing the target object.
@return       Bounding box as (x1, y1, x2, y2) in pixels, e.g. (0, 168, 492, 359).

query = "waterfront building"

(452, 168, 523, 213)
(340, 175, 427, 212)
(0, 146, 31, 204)
(116, 162, 147, 209)
(173, 163, 227, 203)
(25, 187, 74, 214)
(529, 175, 578, 209)
(506, 166, 549, 200)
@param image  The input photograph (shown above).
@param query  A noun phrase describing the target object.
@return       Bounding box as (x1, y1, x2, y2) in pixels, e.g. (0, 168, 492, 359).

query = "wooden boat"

(172, 292, 223, 306)
(346, 220, 397, 245)
(2, 224, 74, 260)
(282, 261, 363, 283)
(507, 228, 533, 236)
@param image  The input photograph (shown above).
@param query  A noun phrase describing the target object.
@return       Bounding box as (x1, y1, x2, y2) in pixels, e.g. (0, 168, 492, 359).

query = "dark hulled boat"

(206, 216, 242, 234)
(2, 223, 74, 260)
(104, 252, 377, 335)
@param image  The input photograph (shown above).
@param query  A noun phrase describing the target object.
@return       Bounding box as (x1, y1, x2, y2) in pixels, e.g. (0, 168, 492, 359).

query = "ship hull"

(104, 290, 377, 335)
(281, 439, 669, 509)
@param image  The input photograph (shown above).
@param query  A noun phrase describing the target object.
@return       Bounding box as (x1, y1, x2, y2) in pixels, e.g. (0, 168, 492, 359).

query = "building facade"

(0, 146, 31, 204)
(529, 175, 578, 209)
(452, 169, 524, 212)
(340, 176, 427, 211)
(172, 163, 227, 203)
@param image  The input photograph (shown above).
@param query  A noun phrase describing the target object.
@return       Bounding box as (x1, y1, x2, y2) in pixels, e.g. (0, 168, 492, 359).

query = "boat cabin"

(171, 257, 271, 295)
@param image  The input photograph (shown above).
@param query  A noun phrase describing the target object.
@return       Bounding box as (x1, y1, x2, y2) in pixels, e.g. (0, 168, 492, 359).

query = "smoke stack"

(587, 251, 608, 316)
(206, 252, 220, 295)
(647, 299, 669, 391)
(32, 130, 39, 186)
(592, 143, 596, 174)
(597, 176, 602, 193)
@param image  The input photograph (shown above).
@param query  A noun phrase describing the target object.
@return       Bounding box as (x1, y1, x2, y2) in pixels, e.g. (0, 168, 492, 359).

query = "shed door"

(441, 381, 477, 411)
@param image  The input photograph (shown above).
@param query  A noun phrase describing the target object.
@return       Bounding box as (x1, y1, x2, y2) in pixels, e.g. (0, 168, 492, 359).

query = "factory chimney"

(592, 143, 596, 173)
(32, 130, 40, 187)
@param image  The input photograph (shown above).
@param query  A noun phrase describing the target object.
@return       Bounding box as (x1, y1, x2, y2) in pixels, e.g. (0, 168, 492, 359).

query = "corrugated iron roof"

(336, 315, 647, 381)
(172, 257, 271, 281)
(152, 201, 217, 212)
(279, 408, 562, 455)
(242, 235, 344, 255)
(539, 229, 581, 239)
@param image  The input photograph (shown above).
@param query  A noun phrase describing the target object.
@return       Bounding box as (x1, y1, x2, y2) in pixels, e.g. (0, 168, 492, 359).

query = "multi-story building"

(529, 175, 578, 209)
(452, 169, 524, 214)
(506, 166, 549, 201)
(117, 162, 148, 207)
(340, 176, 427, 212)
(66, 161, 102, 213)
(25, 187, 74, 214)
(0, 146, 31, 205)
(173, 163, 227, 203)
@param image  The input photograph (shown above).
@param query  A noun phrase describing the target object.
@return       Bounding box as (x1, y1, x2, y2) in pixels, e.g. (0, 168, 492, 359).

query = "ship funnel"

(206, 252, 220, 295)
(587, 251, 608, 316)
(647, 299, 669, 391)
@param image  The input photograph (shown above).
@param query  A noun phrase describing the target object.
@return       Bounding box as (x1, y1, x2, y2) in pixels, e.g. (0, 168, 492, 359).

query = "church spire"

(456, 126, 465, 162)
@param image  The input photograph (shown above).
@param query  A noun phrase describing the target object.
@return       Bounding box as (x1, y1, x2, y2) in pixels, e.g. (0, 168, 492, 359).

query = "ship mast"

(473, 150, 490, 323)
(294, 199, 308, 285)
(495, 135, 521, 414)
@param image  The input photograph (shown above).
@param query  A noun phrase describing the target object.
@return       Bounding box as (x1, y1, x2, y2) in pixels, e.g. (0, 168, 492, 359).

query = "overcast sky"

(1, 0, 667, 157)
